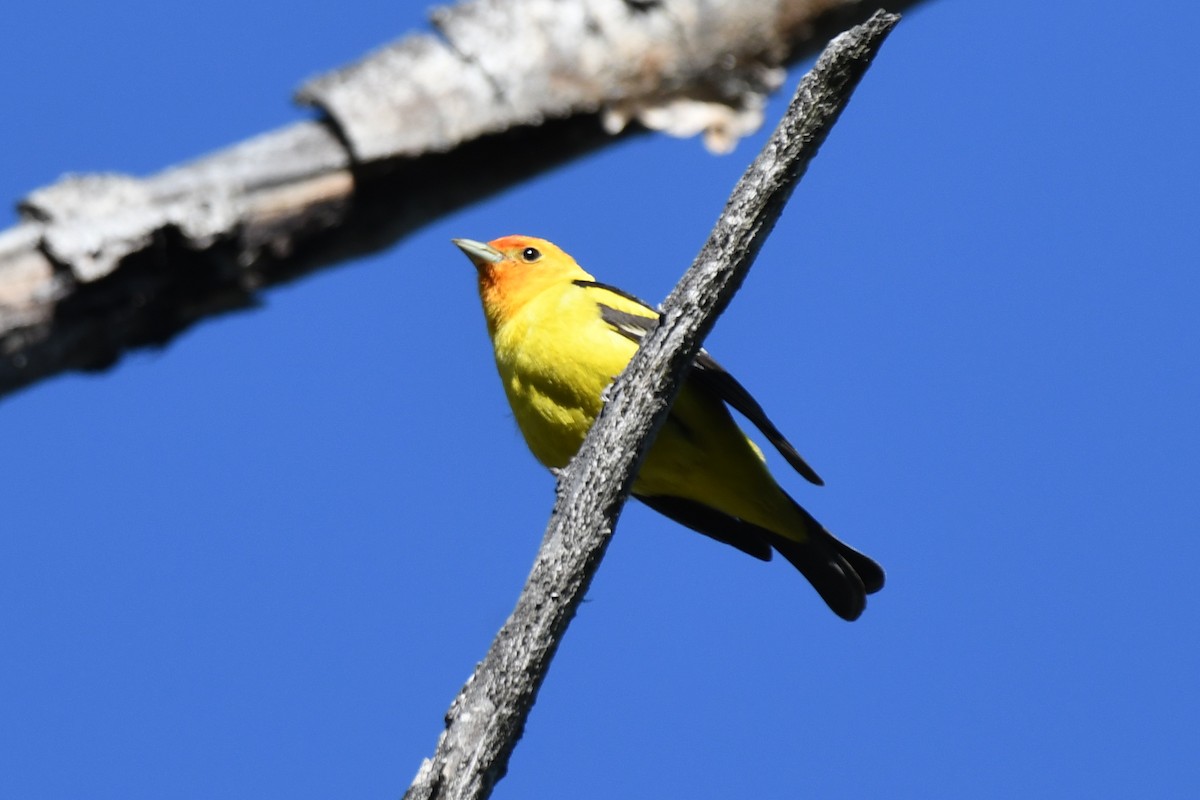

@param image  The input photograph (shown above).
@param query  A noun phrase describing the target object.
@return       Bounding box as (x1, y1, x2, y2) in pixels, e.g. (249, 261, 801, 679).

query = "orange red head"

(453, 235, 593, 331)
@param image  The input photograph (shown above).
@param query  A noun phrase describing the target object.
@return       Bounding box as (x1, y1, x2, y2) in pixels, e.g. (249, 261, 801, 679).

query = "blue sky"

(3, 1, 1198, 798)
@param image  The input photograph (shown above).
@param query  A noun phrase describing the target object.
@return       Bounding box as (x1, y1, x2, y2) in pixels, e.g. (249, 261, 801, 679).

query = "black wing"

(636, 494, 773, 560)
(690, 349, 825, 486)
(576, 279, 824, 486)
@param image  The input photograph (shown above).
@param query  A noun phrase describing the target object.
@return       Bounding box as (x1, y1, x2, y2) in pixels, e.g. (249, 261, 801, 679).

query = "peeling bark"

(0, 0, 920, 399)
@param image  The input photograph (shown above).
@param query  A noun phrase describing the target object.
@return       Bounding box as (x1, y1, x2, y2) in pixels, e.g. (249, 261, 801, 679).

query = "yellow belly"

(492, 290, 634, 469)
(491, 292, 799, 538)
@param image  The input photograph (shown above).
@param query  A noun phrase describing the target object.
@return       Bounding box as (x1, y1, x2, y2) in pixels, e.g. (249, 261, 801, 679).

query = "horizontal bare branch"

(0, 0, 920, 400)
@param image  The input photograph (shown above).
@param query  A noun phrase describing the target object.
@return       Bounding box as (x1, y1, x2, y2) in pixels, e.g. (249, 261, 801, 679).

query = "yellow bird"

(454, 235, 883, 620)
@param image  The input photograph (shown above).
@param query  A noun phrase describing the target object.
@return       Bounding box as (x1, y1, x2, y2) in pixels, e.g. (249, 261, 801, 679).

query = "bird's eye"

(521, 247, 542, 263)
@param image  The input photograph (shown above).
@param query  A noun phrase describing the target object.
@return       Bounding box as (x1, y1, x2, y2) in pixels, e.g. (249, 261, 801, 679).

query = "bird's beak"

(452, 238, 504, 271)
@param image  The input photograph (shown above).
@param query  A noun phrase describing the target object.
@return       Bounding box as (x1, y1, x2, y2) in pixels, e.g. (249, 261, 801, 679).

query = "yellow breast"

(490, 284, 638, 469)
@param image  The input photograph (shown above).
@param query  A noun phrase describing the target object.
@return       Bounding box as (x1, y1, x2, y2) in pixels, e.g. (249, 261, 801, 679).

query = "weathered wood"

(403, 11, 900, 800)
(1, 122, 354, 389)
(300, 0, 811, 158)
(0, 0, 921, 399)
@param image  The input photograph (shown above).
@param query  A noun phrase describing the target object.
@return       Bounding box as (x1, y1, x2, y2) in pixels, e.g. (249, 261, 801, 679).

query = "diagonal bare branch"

(403, 11, 900, 800)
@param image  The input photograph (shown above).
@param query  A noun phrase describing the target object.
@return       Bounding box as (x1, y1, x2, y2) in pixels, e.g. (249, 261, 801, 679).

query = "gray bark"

(0, 0, 920, 400)
(403, 11, 900, 800)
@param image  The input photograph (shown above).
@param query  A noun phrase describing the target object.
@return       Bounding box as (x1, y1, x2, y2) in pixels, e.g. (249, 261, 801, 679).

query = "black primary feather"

(576, 280, 824, 486)
(635, 494, 773, 561)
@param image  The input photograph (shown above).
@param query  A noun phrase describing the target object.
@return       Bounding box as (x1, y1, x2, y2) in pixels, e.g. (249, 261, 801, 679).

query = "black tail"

(771, 497, 884, 620)
(768, 530, 883, 621)
(635, 493, 884, 621)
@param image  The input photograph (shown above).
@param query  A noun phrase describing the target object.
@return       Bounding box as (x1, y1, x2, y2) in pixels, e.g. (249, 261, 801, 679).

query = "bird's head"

(453, 235, 593, 330)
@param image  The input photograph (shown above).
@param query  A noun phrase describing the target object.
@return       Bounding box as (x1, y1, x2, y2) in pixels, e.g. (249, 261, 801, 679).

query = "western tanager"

(454, 235, 884, 620)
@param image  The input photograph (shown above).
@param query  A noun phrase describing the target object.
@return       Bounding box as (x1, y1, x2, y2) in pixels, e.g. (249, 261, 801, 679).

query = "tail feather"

(786, 496, 886, 596)
(768, 533, 869, 621)
(635, 492, 884, 621)
(832, 539, 885, 595)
